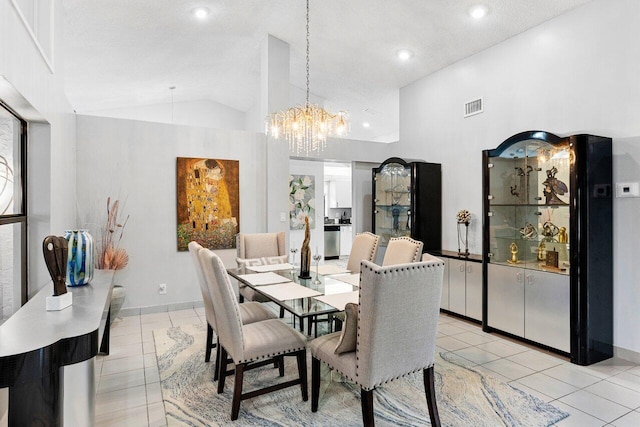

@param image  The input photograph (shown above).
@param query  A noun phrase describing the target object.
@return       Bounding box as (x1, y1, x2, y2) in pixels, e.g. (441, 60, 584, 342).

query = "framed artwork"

(176, 157, 239, 251)
(289, 174, 315, 230)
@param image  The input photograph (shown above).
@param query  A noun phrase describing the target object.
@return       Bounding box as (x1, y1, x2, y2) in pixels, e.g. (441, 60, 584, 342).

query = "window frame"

(0, 99, 28, 305)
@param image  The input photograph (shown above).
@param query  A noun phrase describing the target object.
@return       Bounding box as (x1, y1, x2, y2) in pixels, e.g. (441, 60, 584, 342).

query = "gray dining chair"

(188, 242, 277, 380)
(381, 236, 423, 265)
(236, 232, 288, 303)
(310, 258, 445, 427)
(346, 232, 381, 273)
(199, 248, 308, 421)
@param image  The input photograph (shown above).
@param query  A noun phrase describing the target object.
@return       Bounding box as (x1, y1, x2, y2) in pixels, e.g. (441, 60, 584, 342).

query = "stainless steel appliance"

(324, 225, 340, 259)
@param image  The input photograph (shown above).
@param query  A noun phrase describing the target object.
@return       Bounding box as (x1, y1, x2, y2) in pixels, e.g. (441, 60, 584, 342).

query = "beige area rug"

(154, 324, 568, 426)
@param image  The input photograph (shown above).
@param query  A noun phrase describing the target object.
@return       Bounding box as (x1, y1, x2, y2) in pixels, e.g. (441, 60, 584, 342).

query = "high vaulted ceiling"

(63, 0, 593, 142)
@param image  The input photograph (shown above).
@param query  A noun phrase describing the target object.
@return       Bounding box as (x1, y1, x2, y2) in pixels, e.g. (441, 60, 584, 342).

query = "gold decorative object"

(558, 227, 568, 243)
(507, 242, 520, 264)
(298, 216, 312, 279)
(537, 241, 547, 261)
(265, 0, 348, 156)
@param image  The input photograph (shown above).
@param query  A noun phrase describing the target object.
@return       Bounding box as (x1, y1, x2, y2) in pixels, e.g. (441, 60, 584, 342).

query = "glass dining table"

(227, 266, 358, 337)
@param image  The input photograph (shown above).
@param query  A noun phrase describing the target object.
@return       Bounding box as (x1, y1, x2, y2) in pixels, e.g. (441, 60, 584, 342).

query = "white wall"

(0, 1, 77, 295)
(75, 115, 268, 310)
(86, 99, 245, 132)
(398, 0, 640, 354)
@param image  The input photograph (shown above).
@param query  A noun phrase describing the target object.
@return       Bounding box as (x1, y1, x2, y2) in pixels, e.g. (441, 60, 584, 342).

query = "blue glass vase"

(64, 229, 94, 286)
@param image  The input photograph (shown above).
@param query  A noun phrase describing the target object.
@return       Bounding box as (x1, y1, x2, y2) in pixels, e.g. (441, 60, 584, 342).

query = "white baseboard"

(614, 346, 640, 364)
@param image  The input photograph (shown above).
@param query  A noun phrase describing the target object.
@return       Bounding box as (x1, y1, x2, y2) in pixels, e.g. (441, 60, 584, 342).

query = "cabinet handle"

(467, 265, 472, 273)
(459, 264, 464, 272)
(516, 272, 523, 283)
(527, 274, 533, 285)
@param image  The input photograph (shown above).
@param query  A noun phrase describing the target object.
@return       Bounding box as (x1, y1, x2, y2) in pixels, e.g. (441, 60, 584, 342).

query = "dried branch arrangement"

(96, 197, 130, 270)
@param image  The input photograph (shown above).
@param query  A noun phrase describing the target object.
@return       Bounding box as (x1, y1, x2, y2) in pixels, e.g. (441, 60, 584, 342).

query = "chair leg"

(361, 388, 375, 427)
(239, 295, 245, 303)
(217, 346, 228, 394)
(231, 362, 245, 420)
(296, 351, 308, 401)
(423, 366, 441, 427)
(213, 338, 222, 381)
(279, 306, 285, 318)
(278, 355, 285, 377)
(311, 357, 320, 412)
(205, 324, 214, 363)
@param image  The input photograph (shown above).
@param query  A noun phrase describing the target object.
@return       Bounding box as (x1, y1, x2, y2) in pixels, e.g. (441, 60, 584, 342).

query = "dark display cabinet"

(372, 157, 441, 251)
(482, 131, 612, 365)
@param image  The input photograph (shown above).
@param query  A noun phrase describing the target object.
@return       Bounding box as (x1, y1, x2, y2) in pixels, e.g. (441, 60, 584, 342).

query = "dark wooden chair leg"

(296, 351, 308, 401)
(217, 346, 228, 394)
(231, 363, 245, 420)
(279, 306, 285, 318)
(239, 295, 245, 303)
(213, 338, 222, 381)
(205, 323, 214, 363)
(361, 388, 375, 427)
(307, 316, 313, 336)
(423, 366, 441, 427)
(278, 356, 285, 377)
(311, 357, 321, 412)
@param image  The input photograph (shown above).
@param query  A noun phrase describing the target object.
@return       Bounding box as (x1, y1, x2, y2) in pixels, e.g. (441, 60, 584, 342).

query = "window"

(0, 102, 27, 325)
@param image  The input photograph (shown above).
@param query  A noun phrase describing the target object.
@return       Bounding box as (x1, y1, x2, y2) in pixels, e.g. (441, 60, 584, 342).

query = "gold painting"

(176, 157, 239, 251)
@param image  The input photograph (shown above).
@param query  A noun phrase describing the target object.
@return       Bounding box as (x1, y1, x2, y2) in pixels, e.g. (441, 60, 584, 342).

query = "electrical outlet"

(158, 283, 167, 294)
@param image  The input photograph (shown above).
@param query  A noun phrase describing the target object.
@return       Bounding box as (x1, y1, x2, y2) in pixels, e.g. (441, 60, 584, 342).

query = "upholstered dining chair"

(236, 232, 287, 303)
(345, 232, 381, 273)
(381, 236, 423, 266)
(310, 258, 445, 427)
(188, 242, 277, 380)
(199, 248, 308, 421)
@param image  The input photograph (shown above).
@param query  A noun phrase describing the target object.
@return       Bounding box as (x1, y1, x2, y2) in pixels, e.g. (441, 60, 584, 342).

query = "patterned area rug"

(154, 324, 568, 426)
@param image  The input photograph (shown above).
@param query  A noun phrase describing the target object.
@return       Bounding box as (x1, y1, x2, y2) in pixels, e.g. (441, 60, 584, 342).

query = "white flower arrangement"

(456, 209, 471, 224)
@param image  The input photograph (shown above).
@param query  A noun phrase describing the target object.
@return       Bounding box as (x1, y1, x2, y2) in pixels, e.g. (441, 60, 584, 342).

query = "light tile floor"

(96, 308, 640, 427)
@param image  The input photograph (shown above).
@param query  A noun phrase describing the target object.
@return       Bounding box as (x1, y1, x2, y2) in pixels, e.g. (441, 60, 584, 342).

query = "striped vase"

(64, 229, 94, 286)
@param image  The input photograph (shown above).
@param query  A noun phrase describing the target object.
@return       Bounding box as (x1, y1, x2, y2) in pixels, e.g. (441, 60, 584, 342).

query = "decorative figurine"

(43, 236, 69, 296)
(558, 227, 568, 243)
(507, 242, 520, 264)
(391, 206, 400, 235)
(519, 222, 538, 240)
(541, 221, 560, 242)
(537, 241, 547, 261)
(298, 216, 312, 279)
(456, 209, 471, 257)
(542, 166, 568, 205)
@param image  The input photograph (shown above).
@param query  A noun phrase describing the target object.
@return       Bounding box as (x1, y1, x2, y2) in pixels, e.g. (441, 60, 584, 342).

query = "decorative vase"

(457, 222, 470, 257)
(299, 216, 312, 279)
(110, 285, 126, 324)
(64, 229, 94, 286)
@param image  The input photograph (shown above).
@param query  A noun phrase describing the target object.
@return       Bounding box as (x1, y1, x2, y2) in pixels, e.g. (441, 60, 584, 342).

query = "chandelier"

(265, 0, 348, 156)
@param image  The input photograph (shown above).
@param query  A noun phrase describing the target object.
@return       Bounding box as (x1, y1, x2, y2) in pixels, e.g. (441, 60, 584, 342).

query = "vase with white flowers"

(96, 197, 130, 322)
(456, 209, 471, 257)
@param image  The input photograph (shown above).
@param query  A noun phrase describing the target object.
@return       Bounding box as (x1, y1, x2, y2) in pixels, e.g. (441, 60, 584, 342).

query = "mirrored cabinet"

(372, 157, 441, 251)
(482, 131, 612, 365)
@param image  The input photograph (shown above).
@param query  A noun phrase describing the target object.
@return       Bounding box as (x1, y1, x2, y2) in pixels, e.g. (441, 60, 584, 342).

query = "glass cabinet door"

(373, 161, 411, 245)
(487, 138, 571, 275)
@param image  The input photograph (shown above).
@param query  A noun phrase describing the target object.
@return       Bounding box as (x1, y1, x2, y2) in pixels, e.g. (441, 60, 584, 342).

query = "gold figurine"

(537, 241, 547, 261)
(507, 242, 520, 264)
(558, 227, 568, 243)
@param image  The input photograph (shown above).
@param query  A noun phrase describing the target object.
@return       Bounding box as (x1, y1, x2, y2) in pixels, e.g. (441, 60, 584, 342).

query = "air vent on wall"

(464, 98, 483, 118)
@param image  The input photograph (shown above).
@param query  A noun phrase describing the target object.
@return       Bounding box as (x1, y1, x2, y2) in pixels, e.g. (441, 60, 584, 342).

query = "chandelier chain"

(305, 0, 310, 106)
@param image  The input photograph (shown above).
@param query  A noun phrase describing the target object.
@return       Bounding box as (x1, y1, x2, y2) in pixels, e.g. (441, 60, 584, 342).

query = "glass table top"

(227, 266, 357, 318)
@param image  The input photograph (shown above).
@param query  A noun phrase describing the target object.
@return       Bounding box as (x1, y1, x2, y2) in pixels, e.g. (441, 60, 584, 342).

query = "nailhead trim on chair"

(388, 236, 423, 262)
(237, 345, 307, 364)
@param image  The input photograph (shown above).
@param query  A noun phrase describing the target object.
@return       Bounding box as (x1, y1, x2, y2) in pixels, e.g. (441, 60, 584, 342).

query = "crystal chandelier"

(265, 0, 348, 156)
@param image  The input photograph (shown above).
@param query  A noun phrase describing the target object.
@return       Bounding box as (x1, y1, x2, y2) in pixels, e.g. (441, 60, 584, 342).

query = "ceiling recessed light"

(469, 5, 488, 20)
(397, 49, 413, 61)
(362, 122, 370, 128)
(192, 7, 210, 20)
